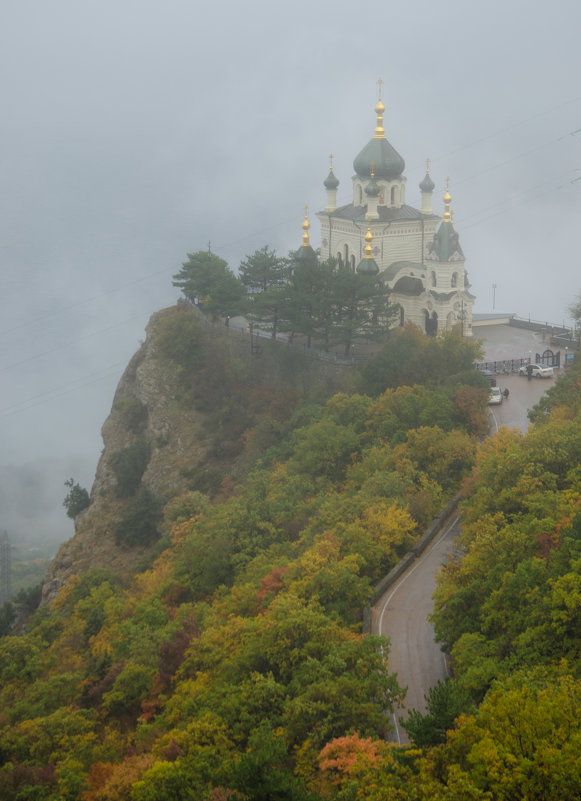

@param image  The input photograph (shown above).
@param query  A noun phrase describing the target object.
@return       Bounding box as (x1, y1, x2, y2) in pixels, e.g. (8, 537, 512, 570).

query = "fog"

(1, 0, 580, 543)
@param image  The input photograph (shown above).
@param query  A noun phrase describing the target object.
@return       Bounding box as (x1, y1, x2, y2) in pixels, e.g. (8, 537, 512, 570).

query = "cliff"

(42, 304, 353, 603)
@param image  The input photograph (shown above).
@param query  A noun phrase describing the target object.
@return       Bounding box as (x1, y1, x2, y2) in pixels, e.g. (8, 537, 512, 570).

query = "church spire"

(373, 77, 386, 140)
(296, 205, 317, 262)
(324, 153, 339, 212)
(302, 205, 311, 247)
(442, 177, 452, 223)
(357, 222, 379, 275)
(430, 178, 464, 262)
(419, 157, 435, 215)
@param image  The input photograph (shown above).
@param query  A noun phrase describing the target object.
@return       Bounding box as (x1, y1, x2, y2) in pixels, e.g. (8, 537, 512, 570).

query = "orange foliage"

(82, 754, 154, 801)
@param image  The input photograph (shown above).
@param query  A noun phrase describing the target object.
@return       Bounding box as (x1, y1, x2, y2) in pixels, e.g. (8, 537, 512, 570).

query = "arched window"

(431, 271, 437, 287)
(337, 252, 343, 267)
(391, 186, 396, 205)
(451, 272, 458, 288)
(344, 244, 349, 265)
(357, 185, 363, 205)
(400, 306, 405, 326)
(350, 254, 356, 271)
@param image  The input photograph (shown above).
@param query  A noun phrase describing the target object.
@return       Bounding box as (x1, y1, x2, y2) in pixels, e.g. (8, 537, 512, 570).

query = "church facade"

(315, 89, 474, 336)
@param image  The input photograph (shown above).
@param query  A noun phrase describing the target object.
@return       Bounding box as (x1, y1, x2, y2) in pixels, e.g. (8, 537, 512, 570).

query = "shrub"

(109, 438, 151, 497)
(154, 310, 204, 370)
(114, 396, 148, 433)
(115, 487, 162, 547)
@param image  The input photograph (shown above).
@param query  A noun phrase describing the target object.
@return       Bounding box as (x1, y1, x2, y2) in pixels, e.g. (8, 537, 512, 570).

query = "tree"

(329, 265, 397, 356)
(280, 256, 336, 347)
(240, 246, 290, 338)
(63, 478, 90, 519)
(239, 245, 288, 294)
(402, 679, 473, 747)
(172, 250, 245, 318)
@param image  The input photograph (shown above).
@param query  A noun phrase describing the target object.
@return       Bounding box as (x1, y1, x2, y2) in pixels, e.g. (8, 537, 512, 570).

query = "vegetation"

(63, 478, 90, 519)
(109, 437, 151, 497)
(172, 251, 245, 319)
(0, 275, 579, 798)
(174, 246, 399, 354)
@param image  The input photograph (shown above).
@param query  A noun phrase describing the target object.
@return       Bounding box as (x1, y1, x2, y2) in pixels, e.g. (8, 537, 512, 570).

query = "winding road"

(372, 326, 561, 743)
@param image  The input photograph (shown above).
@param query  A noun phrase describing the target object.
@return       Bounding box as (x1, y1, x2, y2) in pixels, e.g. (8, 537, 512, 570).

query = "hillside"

(0, 306, 579, 800)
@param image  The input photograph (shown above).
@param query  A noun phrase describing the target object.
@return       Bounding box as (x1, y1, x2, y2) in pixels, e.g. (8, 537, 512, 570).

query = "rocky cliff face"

(42, 308, 213, 603)
(42, 304, 354, 604)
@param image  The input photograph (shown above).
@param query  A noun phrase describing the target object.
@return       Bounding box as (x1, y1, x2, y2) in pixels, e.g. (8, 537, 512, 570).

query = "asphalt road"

(373, 513, 460, 744)
(372, 327, 561, 743)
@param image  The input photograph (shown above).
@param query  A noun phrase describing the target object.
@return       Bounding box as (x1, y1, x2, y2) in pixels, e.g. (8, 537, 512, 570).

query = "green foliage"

(113, 395, 148, 433)
(357, 326, 483, 396)
(114, 486, 162, 547)
(0, 602, 15, 638)
(3, 303, 566, 799)
(153, 307, 204, 371)
(402, 678, 473, 746)
(63, 478, 90, 519)
(172, 250, 245, 318)
(109, 437, 151, 497)
(240, 245, 285, 291)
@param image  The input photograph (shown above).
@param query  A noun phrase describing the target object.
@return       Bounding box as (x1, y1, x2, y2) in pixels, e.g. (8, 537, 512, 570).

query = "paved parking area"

(474, 324, 564, 432)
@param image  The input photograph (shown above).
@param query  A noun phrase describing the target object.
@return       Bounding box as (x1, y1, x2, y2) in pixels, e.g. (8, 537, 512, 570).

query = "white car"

(518, 363, 554, 378)
(488, 386, 503, 405)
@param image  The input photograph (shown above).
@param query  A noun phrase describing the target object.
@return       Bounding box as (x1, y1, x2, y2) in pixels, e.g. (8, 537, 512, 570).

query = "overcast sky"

(1, 0, 580, 520)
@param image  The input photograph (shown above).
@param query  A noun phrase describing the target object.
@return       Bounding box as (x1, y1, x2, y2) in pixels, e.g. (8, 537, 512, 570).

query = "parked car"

(488, 386, 503, 405)
(478, 368, 497, 386)
(518, 363, 554, 378)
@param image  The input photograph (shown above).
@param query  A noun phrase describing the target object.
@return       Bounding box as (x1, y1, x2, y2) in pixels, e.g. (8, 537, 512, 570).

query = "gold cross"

(329, 153, 334, 170)
(426, 157, 431, 172)
(377, 77, 384, 100)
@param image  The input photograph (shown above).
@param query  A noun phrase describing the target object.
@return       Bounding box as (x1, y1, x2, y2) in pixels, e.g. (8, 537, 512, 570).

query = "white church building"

(315, 87, 475, 336)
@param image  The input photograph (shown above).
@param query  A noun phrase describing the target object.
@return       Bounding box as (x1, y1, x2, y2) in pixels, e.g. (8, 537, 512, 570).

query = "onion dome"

(324, 153, 339, 189)
(357, 224, 379, 275)
(353, 86, 405, 180)
(365, 167, 380, 197)
(420, 159, 435, 192)
(324, 170, 339, 190)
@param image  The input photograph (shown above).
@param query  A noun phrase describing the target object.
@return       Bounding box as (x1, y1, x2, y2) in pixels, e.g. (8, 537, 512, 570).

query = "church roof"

(352, 92, 405, 180)
(430, 222, 464, 261)
(320, 203, 438, 223)
(354, 137, 405, 180)
(392, 275, 424, 295)
(324, 169, 339, 189)
(419, 171, 435, 193)
(381, 260, 425, 281)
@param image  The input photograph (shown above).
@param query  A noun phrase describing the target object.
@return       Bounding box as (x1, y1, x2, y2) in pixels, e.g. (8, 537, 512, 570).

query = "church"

(314, 85, 475, 336)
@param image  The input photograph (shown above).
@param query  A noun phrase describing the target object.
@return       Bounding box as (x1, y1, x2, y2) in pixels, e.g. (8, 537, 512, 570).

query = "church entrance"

(425, 310, 438, 336)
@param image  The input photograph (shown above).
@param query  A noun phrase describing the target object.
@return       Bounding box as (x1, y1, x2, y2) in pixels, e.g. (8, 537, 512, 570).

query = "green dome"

(419, 171, 435, 192)
(365, 176, 380, 197)
(324, 170, 339, 189)
(353, 137, 405, 180)
(357, 256, 379, 275)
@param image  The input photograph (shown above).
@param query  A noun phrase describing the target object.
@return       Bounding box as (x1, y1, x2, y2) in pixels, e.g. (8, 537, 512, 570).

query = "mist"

(1, 0, 580, 545)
